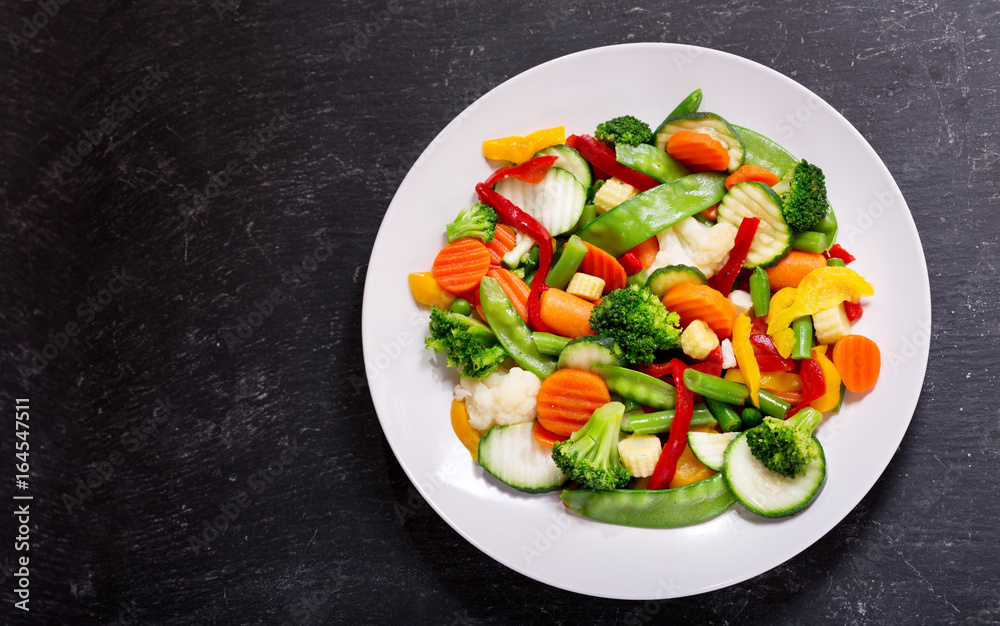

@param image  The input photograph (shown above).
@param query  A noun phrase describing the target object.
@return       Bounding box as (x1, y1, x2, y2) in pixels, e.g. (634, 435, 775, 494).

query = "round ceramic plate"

(362, 43, 930, 599)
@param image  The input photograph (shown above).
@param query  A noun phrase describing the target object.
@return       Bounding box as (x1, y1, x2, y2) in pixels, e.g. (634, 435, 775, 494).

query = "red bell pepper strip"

(565, 134, 661, 192)
(787, 358, 825, 418)
(688, 361, 723, 378)
(825, 243, 855, 264)
(475, 183, 553, 333)
(750, 333, 780, 356)
(640, 360, 721, 380)
(843, 300, 863, 321)
(639, 362, 674, 379)
(711, 217, 760, 295)
(617, 251, 643, 276)
(704, 345, 724, 365)
(648, 359, 693, 489)
(755, 354, 796, 372)
(482, 156, 558, 187)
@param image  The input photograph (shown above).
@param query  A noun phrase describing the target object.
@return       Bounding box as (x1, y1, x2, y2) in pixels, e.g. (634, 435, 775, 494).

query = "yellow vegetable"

(732, 314, 760, 408)
(767, 267, 874, 335)
(809, 346, 842, 412)
(725, 370, 802, 393)
(668, 425, 719, 488)
(766, 287, 798, 327)
(408, 271, 455, 309)
(772, 327, 795, 359)
(450, 400, 480, 462)
(482, 126, 565, 164)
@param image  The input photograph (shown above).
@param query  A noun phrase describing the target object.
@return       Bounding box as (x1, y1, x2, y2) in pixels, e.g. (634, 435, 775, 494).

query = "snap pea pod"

(791, 316, 814, 360)
(666, 88, 703, 118)
(791, 231, 828, 253)
(615, 144, 690, 184)
(703, 398, 743, 433)
(596, 365, 676, 410)
(560, 473, 735, 528)
(812, 207, 838, 250)
(545, 235, 588, 290)
(732, 125, 799, 179)
(531, 332, 571, 356)
(577, 172, 726, 257)
(620, 404, 715, 435)
(749, 267, 770, 317)
(479, 277, 556, 379)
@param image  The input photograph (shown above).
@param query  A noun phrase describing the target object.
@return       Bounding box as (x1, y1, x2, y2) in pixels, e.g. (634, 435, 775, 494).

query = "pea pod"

(479, 277, 556, 379)
(666, 88, 703, 118)
(733, 125, 799, 179)
(620, 404, 715, 435)
(596, 365, 675, 410)
(545, 235, 588, 290)
(560, 473, 735, 528)
(615, 143, 690, 184)
(577, 172, 726, 257)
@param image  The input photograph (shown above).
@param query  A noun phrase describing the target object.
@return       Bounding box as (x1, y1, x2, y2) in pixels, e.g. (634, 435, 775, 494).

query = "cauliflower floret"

(454, 367, 541, 432)
(728, 289, 753, 317)
(649, 217, 738, 279)
(680, 319, 720, 360)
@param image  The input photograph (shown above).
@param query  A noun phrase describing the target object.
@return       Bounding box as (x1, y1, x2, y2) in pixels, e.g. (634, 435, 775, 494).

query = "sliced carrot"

(661, 283, 737, 339)
(832, 334, 881, 393)
(535, 369, 611, 436)
(699, 203, 718, 221)
(485, 224, 517, 266)
(532, 421, 568, 448)
(665, 130, 730, 172)
(628, 236, 660, 270)
(431, 238, 491, 294)
(487, 267, 530, 324)
(579, 241, 627, 293)
(765, 250, 827, 291)
(725, 164, 780, 190)
(539, 288, 596, 338)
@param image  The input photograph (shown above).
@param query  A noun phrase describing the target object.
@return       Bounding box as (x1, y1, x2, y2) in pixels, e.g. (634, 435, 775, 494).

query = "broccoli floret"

(552, 402, 631, 490)
(745, 408, 823, 478)
(594, 115, 653, 147)
(778, 160, 830, 232)
(446, 203, 498, 243)
(589, 284, 682, 366)
(425, 307, 507, 378)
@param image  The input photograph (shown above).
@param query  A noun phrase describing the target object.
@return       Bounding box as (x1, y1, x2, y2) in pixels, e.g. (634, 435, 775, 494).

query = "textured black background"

(1, 0, 998, 624)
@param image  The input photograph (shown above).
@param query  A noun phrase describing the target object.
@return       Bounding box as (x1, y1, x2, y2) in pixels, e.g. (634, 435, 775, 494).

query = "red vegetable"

(755, 354, 796, 372)
(483, 155, 558, 187)
(844, 300, 863, 321)
(787, 358, 826, 418)
(711, 217, 760, 295)
(617, 251, 643, 276)
(825, 243, 856, 264)
(648, 359, 693, 489)
(566, 134, 661, 192)
(750, 333, 780, 356)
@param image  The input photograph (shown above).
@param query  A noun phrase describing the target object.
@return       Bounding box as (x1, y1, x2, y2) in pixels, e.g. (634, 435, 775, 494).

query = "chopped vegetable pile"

(410, 89, 882, 527)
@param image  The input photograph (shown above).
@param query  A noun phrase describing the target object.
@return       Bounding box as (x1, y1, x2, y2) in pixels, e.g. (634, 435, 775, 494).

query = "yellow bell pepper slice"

(482, 126, 565, 164)
(766, 287, 798, 328)
(667, 425, 718, 488)
(771, 327, 796, 359)
(450, 400, 480, 462)
(408, 272, 455, 309)
(809, 346, 842, 413)
(725, 370, 802, 393)
(732, 314, 760, 408)
(767, 267, 874, 335)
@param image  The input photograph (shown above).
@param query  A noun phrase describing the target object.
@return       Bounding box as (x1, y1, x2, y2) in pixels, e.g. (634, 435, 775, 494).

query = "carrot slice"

(431, 238, 491, 294)
(725, 164, 780, 189)
(661, 283, 737, 339)
(699, 203, 718, 221)
(487, 267, 530, 324)
(485, 224, 517, 266)
(665, 130, 730, 172)
(535, 369, 611, 436)
(628, 236, 660, 270)
(832, 334, 881, 393)
(532, 421, 569, 448)
(579, 241, 627, 293)
(539, 288, 596, 338)
(765, 250, 827, 290)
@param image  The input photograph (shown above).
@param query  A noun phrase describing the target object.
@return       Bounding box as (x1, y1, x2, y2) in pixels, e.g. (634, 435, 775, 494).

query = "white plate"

(362, 43, 930, 599)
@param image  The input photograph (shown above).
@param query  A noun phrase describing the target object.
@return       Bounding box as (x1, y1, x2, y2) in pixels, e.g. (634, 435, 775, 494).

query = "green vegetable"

(448, 298, 472, 316)
(666, 88, 703, 118)
(545, 235, 588, 289)
(745, 408, 823, 478)
(682, 369, 749, 405)
(826, 257, 846, 268)
(560, 473, 735, 528)
(749, 267, 770, 317)
(551, 402, 632, 491)
(757, 390, 790, 419)
(424, 307, 507, 379)
(594, 115, 653, 147)
(478, 277, 556, 379)
(733, 125, 798, 179)
(615, 143, 690, 183)
(620, 404, 715, 435)
(589, 285, 682, 366)
(703, 398, 743, 433)
(557, 336, 622, 371)
(777, 160, 830, 232)
(531, 332, 571, 356)
(791, 316, 814, 360)
(790, 230, 828, 253)
(741, 406, 764, 428)
(596, 365, 676, 410)
(445, 203, 497, 243)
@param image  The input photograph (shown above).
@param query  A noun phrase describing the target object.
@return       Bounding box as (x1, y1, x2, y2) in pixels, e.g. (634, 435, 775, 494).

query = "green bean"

(620, 404, 715, 435)
(749, 267, 770, 318)
(545, 235, 588, 290)
(826, 257, 846, 268)
(596, 365, 675, 410)
(758, 390, 790, 419)
(704, 398, 743, 432)
(682, 369, 749, 405)
(791, 231, 828, 253)
(531, 332, 571, 356)
(791, 316, 814, 360)
(741, 407, 764, 428)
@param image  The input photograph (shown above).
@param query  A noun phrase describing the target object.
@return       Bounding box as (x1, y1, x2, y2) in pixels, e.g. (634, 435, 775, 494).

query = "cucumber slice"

(477, 422, 567, 494)
(534, 144, 592, 190)
(717, 181, 791, 268)
(654, 112, 745, 173)
(556, 336, 621, 371)
(722, 431, 826, 518)
(646, 264, 707, 298)
(494, 167, 586, 237)
(687, 431, 739, 471)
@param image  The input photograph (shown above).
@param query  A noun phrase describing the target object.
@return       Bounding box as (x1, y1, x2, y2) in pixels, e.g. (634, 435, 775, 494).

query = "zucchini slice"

(722, 431, 826, 518)
(687, 431, 739, 472)
(646, 264, 707, 298)
(556, 335, 622, 371)
(494, 166, 586, 237)
(534, 144, 592, 190)
(654, 112, 745, 173)
(717, 181, 791, 268)
(478, 422, 567, 494)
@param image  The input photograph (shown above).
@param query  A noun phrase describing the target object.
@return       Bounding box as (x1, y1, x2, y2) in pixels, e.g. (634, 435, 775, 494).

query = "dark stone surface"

(1, 1, 997, 624)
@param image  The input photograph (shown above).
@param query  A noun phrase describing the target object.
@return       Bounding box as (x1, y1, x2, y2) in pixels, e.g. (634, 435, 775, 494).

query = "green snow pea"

(577, 172, 726, 258)
(615, 143, 690, 184)
(479, 277, 556, 379)
(596, 365, 675, 410)
(545, 235, 588, 290)
(733, 125, 799, 179)
(667, 88, 703, 118)
(560, 473, 735, 528)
